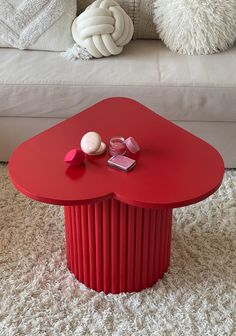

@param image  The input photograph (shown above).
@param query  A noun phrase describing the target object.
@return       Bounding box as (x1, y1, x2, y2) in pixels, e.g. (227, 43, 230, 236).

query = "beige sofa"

(1, 38, 236, 167)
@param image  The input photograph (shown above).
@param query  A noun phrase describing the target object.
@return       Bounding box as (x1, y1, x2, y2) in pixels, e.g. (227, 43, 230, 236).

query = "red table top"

(9, 97, 224, 208)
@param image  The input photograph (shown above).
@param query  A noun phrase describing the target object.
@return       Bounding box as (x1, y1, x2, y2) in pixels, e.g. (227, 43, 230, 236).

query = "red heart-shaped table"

(8, 98, 224, 294)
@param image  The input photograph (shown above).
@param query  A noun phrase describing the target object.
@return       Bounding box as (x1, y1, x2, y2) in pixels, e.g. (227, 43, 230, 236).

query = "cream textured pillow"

(65, 0, 133, 60)
(78, 0, 158, 39)
(72, 0, 133, 58)
(0, 0, 77, 51)
(153, 0, 236, 55)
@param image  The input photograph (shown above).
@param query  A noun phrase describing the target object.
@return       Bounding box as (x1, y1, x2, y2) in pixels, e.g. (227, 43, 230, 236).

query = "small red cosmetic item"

(125, 137, 140, 154)
(64, 149, 85, 166)
(108, 155, 136, 172)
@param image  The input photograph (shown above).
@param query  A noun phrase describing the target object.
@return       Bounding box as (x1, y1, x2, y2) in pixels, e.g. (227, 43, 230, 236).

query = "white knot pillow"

(153, 0, 236, 55)
(72, 0, 134, 58)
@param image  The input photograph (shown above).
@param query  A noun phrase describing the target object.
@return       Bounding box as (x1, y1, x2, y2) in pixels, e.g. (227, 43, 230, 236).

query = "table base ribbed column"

(64, 199, 172, 294)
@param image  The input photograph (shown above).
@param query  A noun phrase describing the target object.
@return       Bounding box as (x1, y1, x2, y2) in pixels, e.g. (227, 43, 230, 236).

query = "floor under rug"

(0, 164, 236, 336)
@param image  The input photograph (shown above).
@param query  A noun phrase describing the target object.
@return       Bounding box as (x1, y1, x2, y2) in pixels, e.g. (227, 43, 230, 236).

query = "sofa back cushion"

(77, 0, 158, 39)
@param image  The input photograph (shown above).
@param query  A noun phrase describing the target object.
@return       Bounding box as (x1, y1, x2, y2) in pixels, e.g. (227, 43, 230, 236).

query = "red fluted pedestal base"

(64, 199, 172, 294)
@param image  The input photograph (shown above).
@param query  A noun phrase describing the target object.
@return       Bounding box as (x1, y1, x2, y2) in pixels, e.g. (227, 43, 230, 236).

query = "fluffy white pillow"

(0, 0, 77, 51)
(153, 0, 236, 55)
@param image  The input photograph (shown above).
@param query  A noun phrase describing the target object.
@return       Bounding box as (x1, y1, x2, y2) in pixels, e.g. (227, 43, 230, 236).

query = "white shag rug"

(0, 163, 236, 336)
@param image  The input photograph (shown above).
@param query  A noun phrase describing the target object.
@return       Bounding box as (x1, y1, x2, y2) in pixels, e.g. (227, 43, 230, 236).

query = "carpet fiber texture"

(0, 164, 236, 335)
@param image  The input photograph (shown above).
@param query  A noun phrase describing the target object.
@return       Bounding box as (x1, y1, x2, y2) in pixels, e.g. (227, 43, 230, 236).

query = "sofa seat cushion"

(0, 40, 236, 122)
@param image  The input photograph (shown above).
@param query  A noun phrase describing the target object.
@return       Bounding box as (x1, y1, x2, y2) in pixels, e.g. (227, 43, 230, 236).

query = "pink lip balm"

(109, 136, 126, 156)
(125, 137, 140, 154)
